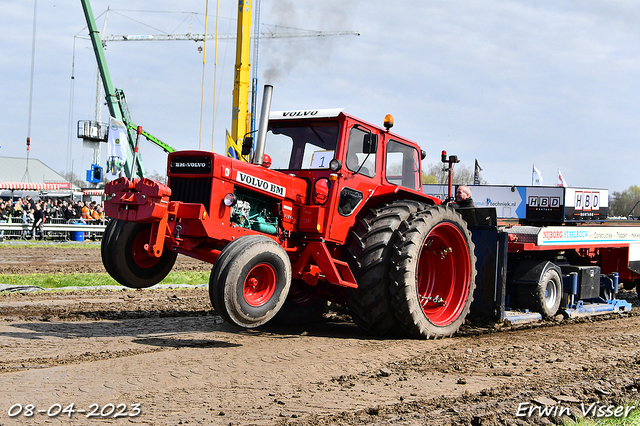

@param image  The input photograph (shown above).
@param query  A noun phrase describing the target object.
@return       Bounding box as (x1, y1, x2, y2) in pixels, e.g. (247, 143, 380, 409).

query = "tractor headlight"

(329, 159, 342, 172)
(223, 193, 237, 207)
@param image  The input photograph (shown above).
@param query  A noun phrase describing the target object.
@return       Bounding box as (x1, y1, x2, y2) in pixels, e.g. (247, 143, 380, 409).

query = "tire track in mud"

(3, 311, 639, 425)
(1, 279, 640, 424)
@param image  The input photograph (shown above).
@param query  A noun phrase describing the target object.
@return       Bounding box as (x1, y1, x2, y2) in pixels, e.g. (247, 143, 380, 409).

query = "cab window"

(385, 140, 420, 190)
(266, 121, 340, 170)
(345, 126, 376, 177)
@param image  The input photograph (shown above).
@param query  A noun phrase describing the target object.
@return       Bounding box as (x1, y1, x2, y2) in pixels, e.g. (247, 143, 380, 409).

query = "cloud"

(1, 0, 639, 191)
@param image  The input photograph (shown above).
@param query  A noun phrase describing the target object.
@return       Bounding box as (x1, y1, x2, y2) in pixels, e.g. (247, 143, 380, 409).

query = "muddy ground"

(0, 244, 213, 275)
(0, 244, 639, 426)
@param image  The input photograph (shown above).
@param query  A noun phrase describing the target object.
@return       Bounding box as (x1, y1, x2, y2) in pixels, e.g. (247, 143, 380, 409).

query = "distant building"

(0, 156, 78, 198)
(0, 156, 68, 184)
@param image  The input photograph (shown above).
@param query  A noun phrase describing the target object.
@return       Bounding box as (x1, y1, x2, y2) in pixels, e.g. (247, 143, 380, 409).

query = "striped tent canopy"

(82, 189, 105, 196)
(0, 182, 61, 191)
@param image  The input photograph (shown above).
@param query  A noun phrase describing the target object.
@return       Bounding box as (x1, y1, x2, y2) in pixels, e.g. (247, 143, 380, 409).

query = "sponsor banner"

(423, 185, 608, 222)
(564, 188, 608, 220)
(236, 171, 286, 197)
(457, 185, 564, 221)
(525, 186, 564, 221)
(537, 226, 640, 246)
(471, 186, 526, 219)
(50, 182, 71, 189)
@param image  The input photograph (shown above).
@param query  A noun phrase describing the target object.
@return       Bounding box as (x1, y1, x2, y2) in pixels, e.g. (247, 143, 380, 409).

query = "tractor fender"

(509, 260, 562, 286)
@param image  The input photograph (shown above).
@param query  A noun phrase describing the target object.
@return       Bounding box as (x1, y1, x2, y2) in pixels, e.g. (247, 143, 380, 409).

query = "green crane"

(80, 0, 175, 179)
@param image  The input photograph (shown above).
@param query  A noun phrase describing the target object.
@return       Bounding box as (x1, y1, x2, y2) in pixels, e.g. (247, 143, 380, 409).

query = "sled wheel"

(209, 235, 291, 328)
(110, 222, 177, 289)
(601, 287, 613, 302)
(390, 205, 476, 338)
(517, 266, 562, 318)
(346, 200, 430, 336)
(540, 269, 562, 315)
(271, 280, 329, 326)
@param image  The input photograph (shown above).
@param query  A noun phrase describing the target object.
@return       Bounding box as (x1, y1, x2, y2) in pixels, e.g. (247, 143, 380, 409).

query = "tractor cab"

(263, 109, 430, 243)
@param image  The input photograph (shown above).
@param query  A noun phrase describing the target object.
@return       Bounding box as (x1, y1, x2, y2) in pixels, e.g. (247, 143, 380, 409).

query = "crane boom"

(80, 1, 121, 123)
(80, 3, 359, 166)
(80, 0, 145, 178)
(80, 0, 179, 179)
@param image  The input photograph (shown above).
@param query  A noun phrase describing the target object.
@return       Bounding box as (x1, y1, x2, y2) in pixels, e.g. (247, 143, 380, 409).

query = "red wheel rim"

(416, 222, 471, 327)
(243, 263, 277, 307)
(131, 227, 160, 268)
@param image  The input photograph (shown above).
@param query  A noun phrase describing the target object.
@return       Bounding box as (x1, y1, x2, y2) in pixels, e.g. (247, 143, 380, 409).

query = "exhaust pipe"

(253, 85, 273, 165)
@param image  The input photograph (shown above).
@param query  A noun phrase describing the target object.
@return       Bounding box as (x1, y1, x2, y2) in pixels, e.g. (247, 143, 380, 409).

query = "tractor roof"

(269, 108, 345, 120)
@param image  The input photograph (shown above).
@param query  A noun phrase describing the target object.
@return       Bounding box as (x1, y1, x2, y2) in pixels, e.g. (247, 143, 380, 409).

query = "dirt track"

(0, 244, 212, 275)
(1, 245, 640, 425)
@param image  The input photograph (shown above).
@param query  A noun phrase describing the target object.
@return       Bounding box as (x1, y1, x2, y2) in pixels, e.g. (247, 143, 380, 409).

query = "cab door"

(327, 124, 379, 242)
(382, 137, 422, 192)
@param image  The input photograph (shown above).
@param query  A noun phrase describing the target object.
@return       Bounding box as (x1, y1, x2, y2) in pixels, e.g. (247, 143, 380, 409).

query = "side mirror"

(363, 133, 378, 154)
(241, 136, 253, 156)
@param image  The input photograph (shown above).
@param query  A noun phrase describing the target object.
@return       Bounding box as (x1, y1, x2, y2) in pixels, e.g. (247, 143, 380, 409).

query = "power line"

(24, 0, 38, 183)
(93, 28, 359, 43)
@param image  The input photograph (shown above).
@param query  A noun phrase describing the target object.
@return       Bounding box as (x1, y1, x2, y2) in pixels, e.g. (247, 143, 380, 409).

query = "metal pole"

(130, 126, 142, 178)
(253, 85, 272, 165)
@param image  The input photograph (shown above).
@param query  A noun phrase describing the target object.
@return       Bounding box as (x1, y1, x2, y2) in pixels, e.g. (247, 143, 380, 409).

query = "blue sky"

(1, 1, 638, 192)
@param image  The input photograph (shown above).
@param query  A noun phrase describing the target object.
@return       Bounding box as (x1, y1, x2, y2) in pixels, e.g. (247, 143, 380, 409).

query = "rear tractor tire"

(389, 205, 477, 339)
(104, 221, 177, 289)
(209, 235, 292, 328)
(346, 200, 430, 336)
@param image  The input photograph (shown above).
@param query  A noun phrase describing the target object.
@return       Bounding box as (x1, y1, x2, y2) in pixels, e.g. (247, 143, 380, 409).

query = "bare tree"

(610, 185, 640, 217)
(59, 171, 86, 189)
(146, 170, 168, 185)
(423, 162, 485, 185)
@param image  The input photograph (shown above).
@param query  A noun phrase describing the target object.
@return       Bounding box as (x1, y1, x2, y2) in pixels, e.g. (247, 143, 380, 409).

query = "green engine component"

(229, 189, 279, 235)
(251, 215, 278, 234)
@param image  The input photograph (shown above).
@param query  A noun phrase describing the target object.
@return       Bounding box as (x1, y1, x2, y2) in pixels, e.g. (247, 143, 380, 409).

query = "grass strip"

(0, 242, 101, 249)
(0, 270, 210, 289)
(563, 400, 639, 425)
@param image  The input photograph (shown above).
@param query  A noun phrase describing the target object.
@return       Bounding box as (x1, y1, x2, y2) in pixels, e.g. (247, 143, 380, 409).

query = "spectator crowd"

(0, 197, 107, 239)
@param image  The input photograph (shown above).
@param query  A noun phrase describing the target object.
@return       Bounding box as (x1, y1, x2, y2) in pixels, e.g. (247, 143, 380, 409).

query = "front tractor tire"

(209, 235, 292, 328)
(389, 206, 477, 338)
(102, 221, 177, 289)
(101, 219, 125, 283)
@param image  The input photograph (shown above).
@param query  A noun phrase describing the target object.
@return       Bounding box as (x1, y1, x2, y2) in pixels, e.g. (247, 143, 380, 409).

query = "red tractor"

(102, 87, 476, 338)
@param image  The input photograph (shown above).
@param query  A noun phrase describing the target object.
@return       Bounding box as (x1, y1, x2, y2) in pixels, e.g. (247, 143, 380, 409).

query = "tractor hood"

(168, 151, 309, 205)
